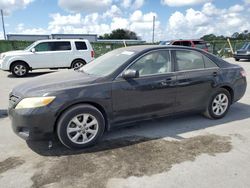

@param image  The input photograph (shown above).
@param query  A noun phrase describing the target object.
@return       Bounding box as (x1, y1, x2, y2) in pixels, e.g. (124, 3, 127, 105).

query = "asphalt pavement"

(0, 58, 250, 188)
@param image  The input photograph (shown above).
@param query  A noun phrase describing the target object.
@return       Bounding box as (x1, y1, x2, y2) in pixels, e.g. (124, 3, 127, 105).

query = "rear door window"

(175, 50, 205, 71)
(75, 42, 88, 50)
(51, 42, 71, 51)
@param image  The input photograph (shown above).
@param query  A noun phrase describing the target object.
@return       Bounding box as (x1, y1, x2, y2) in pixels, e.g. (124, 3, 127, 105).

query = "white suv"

(0, 39, 94, 77)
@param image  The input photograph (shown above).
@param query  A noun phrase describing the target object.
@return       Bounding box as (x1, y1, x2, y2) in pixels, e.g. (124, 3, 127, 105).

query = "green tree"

(99, 29, 140, 40)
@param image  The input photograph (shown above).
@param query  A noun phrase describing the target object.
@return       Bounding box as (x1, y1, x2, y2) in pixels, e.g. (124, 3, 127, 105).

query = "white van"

(0, 39, 94, 77)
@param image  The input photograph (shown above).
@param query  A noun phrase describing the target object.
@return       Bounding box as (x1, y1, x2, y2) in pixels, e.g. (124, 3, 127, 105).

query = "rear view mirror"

(31, 48, 36, 53)
(122, 69, 139, 79)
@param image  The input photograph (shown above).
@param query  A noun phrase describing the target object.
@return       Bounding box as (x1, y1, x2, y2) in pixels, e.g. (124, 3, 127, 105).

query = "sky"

(0, 0, 250, 42)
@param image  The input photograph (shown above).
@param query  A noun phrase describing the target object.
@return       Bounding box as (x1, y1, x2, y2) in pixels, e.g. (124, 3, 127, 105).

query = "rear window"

(75, 42, 87, 50)
(193, 41, 207, 49)
(52, 42, 71, 51)
(182, 41, 192, 46)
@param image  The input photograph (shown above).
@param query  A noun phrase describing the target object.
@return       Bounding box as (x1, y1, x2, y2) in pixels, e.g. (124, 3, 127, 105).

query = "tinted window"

(193, 41, 207, 49)
(129, 51, 171, 76)
(35, 42, 51, 52)
(182, 41, 192, 46)
(173, 41, 181, 45)
(204, 55, 218, 68)
(52, 42, 71, 51)
(75, 42, 87, 50)
(175, 50, 204, 71)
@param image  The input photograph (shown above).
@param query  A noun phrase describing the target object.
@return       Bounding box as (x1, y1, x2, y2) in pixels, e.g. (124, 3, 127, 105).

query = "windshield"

(24, 42, 37, 51)
(193, 41, 207, 49)
(80, 48, 137, 76)
(241, 43, 249, 50)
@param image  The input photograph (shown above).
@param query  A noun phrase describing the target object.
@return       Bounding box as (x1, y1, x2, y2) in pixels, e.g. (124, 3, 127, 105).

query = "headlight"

(0, 54, 6, 59)
(15, 96, 56, 109)
(247, 51, 250, 55)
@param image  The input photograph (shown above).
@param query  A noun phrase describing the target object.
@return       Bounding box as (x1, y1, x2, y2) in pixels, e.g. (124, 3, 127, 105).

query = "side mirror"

(31, 48, 36, 53)
(122, 69, 139, 79)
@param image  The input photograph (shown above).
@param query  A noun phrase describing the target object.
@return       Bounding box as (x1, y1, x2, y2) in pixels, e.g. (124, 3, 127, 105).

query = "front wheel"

(11, 62, 29, 77)
(57, 104, 105, 149)
(235, 58, 240, 61)
(204, 88, 231, 119)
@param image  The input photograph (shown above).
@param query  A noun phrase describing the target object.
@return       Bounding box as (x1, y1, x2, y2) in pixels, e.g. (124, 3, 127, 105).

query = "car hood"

(12, 70, 100, 97)
(2, 50, 29, 56)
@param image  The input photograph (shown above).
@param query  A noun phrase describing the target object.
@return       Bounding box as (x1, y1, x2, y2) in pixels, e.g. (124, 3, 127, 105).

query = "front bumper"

(8, 107, 57, 141)
(234, 54, 250, 60)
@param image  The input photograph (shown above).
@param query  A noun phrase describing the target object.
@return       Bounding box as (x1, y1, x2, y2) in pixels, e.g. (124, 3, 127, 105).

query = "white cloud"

(121, 0, 144, 9)
(0, 0, 34, 15)
(166, 2, 250, 40)
(161, 0, 211, 7)
(228, 4, 244, 13)
(103, 5, 122, 18)
(58, 0, 112, 13)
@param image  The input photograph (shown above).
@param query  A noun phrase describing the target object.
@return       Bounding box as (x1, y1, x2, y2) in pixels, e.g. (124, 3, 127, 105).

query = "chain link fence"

(0, 40, 249, 58)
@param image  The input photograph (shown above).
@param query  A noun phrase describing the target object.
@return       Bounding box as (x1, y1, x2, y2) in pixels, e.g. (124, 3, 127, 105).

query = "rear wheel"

(71, 60, 86, 69)
(57, 104, 105, 149)
(11, 62, 29, 77)
(204, 88, 231, 119)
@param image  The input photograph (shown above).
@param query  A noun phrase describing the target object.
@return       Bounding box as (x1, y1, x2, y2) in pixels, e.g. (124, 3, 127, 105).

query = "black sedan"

(234, 42, 250, 61)
(8, 46, 247, 149)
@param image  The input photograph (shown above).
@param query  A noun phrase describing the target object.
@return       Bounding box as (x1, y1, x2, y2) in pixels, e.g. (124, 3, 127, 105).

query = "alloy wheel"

(212, 93, 229, 116)
(14, 65, 27, 76)
(66, 113, 99, 144)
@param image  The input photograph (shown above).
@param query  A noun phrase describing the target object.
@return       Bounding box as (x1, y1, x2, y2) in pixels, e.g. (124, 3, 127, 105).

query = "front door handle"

(159, 78, 173, 86)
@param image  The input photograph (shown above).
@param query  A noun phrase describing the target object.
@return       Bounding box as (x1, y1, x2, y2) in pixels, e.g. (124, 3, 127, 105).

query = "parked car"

(8, 45, 247, 149)
(159, 41, 171, 45)
(161, 39, 209, 52)
(234, 42, 250, 61)
(0, 39, 94, 77)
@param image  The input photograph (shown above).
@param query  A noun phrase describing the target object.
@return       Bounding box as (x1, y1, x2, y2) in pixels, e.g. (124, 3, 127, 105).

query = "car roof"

(35, 39, 89, 43)
(119, 45, 205, 53)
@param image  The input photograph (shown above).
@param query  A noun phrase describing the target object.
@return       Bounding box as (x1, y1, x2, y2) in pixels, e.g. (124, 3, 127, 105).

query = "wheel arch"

(54, 101, 109, 133)
(219, 85, 234, 104)
(10, 60, 31, 70)
(71, 58, 86, 67)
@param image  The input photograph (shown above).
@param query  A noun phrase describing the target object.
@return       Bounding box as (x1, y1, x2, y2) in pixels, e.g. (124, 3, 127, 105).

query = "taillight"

(240, 70, 246, 77)
(91, 50, 95, 58)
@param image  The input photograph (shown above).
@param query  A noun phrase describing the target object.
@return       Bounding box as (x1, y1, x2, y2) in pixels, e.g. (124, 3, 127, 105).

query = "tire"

(71, 60, 86, 69)
(11, 62, 29, 77)
(203, 88, 231, 119)
(235, 58, 240, 61)
(57, 104, 105, 149)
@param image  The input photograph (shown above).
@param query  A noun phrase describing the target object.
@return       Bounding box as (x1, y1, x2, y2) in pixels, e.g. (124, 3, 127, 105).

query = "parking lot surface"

(0, 58, 250, 188)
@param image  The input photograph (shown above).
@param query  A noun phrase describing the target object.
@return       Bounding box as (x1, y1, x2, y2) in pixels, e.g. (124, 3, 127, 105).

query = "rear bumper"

(8, 107, 56, 141)
(234, 54, 250, 60)
(233, 77, 247, 103)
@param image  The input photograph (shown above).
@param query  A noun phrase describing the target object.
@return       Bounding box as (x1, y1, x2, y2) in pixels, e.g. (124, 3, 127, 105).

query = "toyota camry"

(8, 45, 247, 149)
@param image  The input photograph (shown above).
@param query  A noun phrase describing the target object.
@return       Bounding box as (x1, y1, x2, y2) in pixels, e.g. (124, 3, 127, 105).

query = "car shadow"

(27, 102, 250, 156)
(7, 71, 56, 78)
